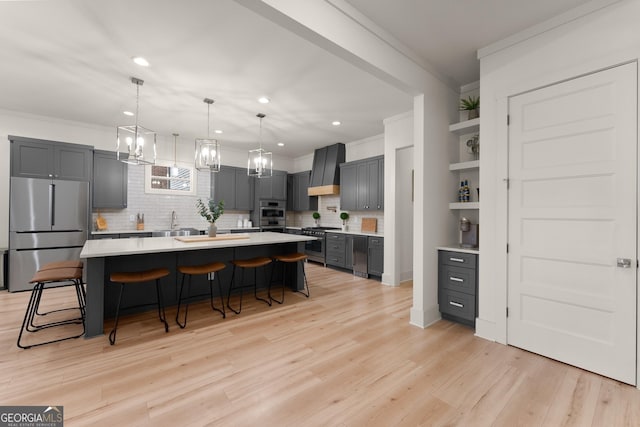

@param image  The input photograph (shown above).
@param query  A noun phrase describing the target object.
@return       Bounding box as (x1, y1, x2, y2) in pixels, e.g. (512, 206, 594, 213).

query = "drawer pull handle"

(449, 301, 464, 308)
(449, 277, 464, 283)
(449, 257, 465, 263)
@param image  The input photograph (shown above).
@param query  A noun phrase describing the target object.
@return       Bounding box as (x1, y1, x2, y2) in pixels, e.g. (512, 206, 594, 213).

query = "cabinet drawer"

(439, 250, 476, 268)
(439, 265, 476, 295)
(326, 240, 346, 254)
(439, 289, 475, 321)
(326, 254, 345, 268)
(326, 233, 345, 243)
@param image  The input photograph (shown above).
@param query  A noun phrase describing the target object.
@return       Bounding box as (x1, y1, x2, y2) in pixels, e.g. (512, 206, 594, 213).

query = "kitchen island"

(80, 232, 316, 337)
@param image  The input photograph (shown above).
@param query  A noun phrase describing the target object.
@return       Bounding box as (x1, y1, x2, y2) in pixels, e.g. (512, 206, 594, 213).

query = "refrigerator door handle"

(50, 183, 55, 226)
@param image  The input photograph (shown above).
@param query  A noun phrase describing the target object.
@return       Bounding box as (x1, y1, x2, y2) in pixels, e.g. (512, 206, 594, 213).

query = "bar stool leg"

(17, 283, 42, 349)
(109, 283, 125, 345)
(176, 272, 191, 329)
(269, 261, 285, 304)
(297, 261, 310, 298)
(254, 266, 272, 306)
(155, 278, 169, 333)
(210, 272, 225, 318)
(227, 265, 242, 315)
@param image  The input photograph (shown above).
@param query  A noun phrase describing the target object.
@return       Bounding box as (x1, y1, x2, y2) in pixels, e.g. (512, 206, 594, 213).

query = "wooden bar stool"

(108, 268, 170, 345)
(17, 263, 85, 349)
(269, 252, 310, 304)
(176, 261, 226, 328)
(226, 257, 272, 315)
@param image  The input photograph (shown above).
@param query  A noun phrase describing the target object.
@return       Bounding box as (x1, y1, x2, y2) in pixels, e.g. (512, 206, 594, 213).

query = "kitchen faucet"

(171, 211, 178, 230)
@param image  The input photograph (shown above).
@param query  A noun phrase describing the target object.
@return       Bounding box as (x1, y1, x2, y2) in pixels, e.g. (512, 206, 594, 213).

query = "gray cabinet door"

(356, 161, 370, 210)
(377, 158, 384, 210)
(11, 136, 92, 181)
(293, 171, 317, 211)
(235, 168, 254, 210)
(93, 150, 127, 209)
(368, 236, 384, 276)
(340, 163, 358, 210)
(258, 170, 287, 200)
(345, 235, 354, 270)
(287, 174, 295, 211)
(11, 139, 54, 178)
(211, 166, 236, 208)
(366, 159, 380, 210)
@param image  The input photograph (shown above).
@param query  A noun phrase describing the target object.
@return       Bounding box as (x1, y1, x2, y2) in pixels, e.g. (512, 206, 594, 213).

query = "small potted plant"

(196, 198, 224, 237)
(459, 95, 480, 120)
(340, 212, 349, 231)
(312, 211, 320, 226)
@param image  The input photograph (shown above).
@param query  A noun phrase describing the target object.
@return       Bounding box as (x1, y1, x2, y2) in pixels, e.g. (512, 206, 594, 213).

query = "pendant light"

(116, 77, 157, 165)
(247, 113, 272, 178)
(170, 133, 179, 177)
(195, 98, 221, 172)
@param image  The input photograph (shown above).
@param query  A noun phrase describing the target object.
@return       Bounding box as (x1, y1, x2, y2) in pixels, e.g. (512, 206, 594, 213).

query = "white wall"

(477, 0, 640, 343)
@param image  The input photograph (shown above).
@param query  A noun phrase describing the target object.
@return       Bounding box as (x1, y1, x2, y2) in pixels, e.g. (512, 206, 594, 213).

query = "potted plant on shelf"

(196, 198, 224, 237)
(340, 212, 349, 231)
(459, 95, 480, 120)
(312, 211, 320, 227)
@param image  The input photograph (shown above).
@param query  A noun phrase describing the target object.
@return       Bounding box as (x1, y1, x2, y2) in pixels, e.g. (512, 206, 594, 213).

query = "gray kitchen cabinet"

(326, 232, 346, 268)
(438, 250, 478, 327)
(288, 171, 318, 212)
(10, 136, 92, 181)
(345, 234, 354, 270)
(368, 236, 384, 276)
(211, 166, 254, 210)
(257, 169, 287, 200)
(339, 163, 358, 210)
(93, 150, 128, 209)
(340, 156, 384, 211)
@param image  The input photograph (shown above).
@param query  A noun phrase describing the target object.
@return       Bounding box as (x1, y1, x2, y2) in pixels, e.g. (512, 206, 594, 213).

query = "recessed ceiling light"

(132, 56, 149, 67)
(277, 142, 285, 147)
(123, 111, 134, 116)
(214, 129, 223, 134)
(258, 96, 270, 104)
(332, 121, 341, 126)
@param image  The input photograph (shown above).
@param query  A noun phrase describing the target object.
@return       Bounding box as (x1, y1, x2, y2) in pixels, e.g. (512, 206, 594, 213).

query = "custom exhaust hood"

(308, 143, 346, 196)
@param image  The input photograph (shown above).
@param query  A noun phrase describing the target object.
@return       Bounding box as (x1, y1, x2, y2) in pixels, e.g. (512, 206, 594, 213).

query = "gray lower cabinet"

(93, 150, 127, 209)
(10, 135, 92, 181)
(438, 250, 478, 327)
(340, 155, 384, 211)
(211, 166, 254, 210)
(367, 236, 384, 276)
(326, 232, 346, 268)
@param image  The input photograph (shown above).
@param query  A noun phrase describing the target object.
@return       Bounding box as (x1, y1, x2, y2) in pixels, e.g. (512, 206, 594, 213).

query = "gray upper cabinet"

(10, 136, 92, 181)
(340, 155, 384, 211)
(93, 150, 128, 209)
(211, 166, 254, 210)
(257, 169, 287, 200)
(288, 171, 318, 212)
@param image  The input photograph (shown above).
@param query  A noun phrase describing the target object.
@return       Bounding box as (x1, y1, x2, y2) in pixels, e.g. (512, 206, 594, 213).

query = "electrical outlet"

(129, 215, 135, 222)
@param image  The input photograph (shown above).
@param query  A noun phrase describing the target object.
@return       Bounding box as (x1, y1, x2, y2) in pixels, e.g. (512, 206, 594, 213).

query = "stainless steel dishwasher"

(352, 235, 368, 278)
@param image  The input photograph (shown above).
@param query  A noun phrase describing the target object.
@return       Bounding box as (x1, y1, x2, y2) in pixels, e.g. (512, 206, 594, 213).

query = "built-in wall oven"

(301, 227, 339, 266)
(259, 200, 286, 232)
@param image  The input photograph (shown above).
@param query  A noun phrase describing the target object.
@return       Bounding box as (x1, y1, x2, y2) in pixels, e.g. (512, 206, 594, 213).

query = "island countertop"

(80, 231, 316, 258)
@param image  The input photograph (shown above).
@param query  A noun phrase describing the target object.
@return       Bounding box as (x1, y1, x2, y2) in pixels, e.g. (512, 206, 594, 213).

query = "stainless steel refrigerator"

(9, 177, 89, 292)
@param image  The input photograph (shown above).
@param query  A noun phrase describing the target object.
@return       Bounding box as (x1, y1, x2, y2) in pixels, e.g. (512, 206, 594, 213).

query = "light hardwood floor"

(1, 262, 639, 426)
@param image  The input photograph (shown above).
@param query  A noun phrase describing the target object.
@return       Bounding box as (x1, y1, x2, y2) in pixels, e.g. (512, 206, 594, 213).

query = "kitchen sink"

(151, 228, 200, 237)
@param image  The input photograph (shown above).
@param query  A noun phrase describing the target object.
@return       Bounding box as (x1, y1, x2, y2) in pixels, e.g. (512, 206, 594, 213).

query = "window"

(145, 161, 196, 195)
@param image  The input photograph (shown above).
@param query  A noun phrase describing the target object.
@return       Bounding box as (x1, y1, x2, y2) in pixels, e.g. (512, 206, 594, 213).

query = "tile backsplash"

(93, 168, 384, 233)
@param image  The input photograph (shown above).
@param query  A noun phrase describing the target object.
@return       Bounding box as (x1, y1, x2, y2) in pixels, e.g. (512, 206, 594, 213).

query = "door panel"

(10, 177, 52, 231)
(52, 180, 88, 231)
(507, 63, 637, 384)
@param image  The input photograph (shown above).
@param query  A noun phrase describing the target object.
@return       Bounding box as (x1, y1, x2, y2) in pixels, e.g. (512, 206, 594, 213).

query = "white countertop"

(80, 231, 314, 258)
(91, 227, 260, 235)
(437, 245, 480, 254)
(327, 229, 384, 237)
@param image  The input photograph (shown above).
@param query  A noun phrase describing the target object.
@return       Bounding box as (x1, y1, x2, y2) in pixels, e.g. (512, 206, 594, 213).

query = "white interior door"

(507, 62, 637, 385)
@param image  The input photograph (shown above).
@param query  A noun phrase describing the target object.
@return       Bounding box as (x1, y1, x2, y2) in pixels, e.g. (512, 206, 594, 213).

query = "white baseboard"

(474, 318, 497, 342)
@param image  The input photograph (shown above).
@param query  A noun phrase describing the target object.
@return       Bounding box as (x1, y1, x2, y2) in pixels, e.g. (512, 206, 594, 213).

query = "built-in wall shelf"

(449, 118, 479, 135)
(449, 160, 479, 171)
(449, 202, 480, 210)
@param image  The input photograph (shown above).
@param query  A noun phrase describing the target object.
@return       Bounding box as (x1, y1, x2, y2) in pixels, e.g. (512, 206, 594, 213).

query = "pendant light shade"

(195, 98, 221, 172)
(117, 77, 156, 165)
(248, 113, 272, 178)
(170, 133, 179, 177)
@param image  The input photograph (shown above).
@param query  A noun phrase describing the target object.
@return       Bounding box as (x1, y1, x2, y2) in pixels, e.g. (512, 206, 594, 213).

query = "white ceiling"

(0, 0, 594, 158)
